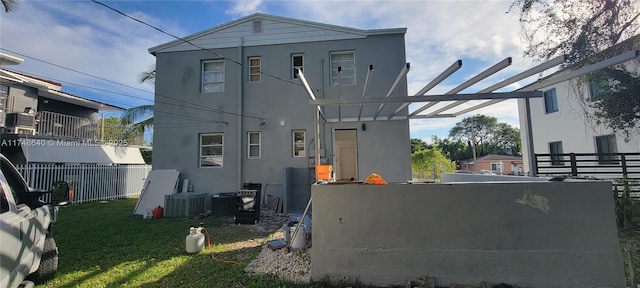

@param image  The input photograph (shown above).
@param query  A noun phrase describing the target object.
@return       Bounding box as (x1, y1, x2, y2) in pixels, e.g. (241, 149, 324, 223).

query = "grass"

(39, 198, 325, 288)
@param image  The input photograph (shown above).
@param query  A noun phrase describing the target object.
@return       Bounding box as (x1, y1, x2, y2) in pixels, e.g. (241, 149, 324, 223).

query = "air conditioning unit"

(4, 126, 35, 135)
(5, 112, 35, 128)
(164, 193, 206, 217)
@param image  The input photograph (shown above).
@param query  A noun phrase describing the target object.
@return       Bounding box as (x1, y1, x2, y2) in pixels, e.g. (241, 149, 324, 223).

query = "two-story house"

(149, 13, 412, 210)
(518, 35, 640, 176)
(0, 53, 145, 165)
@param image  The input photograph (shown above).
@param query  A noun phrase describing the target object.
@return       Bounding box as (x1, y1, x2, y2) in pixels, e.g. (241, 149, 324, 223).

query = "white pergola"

(298, 49, 640, 177)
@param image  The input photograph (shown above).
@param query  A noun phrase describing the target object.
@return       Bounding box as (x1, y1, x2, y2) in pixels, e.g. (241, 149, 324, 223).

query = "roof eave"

(149, 13, 406, 54)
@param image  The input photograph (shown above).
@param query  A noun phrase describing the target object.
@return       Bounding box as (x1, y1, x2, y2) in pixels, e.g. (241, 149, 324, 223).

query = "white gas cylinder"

(185, 227, 205, 253)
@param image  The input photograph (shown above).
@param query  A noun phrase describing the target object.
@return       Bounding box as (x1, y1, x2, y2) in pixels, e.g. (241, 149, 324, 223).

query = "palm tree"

(121, 64, 155, 143)
(2, 0, 18, 12)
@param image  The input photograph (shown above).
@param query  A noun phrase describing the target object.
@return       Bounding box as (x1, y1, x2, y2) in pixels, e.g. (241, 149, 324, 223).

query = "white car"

(479, 170, 497, 175)
(0, 154, 71, 288)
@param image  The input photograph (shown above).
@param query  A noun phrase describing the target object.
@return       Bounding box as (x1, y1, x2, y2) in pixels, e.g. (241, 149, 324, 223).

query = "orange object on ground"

(152, 206, 164, 218)
(316, 165, 333, 181)
(364, 173, 387, 185)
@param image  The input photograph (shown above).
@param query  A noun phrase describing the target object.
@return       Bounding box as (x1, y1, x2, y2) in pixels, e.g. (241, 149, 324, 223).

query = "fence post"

(570, 153, 578, 176)
(621, 154, 627, 178)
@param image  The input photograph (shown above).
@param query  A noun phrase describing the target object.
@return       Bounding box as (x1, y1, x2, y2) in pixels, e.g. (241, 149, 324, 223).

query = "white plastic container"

(185, 227, 205, 253)
(289, 225, 306, 249)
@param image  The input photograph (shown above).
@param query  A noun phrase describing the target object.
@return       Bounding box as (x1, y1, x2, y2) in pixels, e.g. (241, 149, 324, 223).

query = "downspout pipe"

(238, 37, 244, 189)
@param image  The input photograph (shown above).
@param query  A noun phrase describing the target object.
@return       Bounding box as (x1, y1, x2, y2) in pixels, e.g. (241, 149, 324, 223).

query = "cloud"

(271, 1, 535, 137)
(227, 0, 264, 16)
(0, 1, 180, 108)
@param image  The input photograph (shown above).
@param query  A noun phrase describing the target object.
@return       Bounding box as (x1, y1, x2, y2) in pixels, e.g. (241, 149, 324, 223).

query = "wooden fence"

(16, 164, 152, 204)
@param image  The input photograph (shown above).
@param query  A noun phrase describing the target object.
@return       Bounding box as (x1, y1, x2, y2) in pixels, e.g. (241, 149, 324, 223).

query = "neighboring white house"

(518, 35, 640, 175)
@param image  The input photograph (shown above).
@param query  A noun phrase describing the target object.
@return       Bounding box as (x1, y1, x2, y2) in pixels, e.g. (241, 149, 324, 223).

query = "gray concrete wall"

(311, 182, 624, 287)
(441, 173, 550, 183)
(152, 32, 411, 200)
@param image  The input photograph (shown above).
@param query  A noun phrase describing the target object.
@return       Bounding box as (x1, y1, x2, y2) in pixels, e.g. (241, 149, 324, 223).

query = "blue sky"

(0, 0, 552, 142)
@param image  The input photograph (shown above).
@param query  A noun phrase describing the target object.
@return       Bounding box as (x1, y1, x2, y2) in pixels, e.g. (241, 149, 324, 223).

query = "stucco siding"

(152, 27, 411, 196)
(159, 18, 370, 53)
(520, 78, 640, 173)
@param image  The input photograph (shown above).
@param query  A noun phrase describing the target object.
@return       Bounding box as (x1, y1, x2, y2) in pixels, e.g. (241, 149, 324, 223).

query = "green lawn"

(39, 198, 325, 288)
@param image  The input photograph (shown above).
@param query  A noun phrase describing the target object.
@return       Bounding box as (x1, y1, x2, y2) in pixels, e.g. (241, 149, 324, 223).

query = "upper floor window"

(330, 51, 355, 86)
(589, 80, 607, 101)
(249, 57, 261, 82)
(549, 141, 564, 166)
(200, 133, 224, 167)
(202, 60, 224, 93)
(292, 54, 304, 79)
(253, 20, 262, 33)
(595, 134, 618, 164)
(543, 88, 558, 114)
(248, 132, 261, 159)
(0, 84, 8, 111)
(293, 130, 305, 157)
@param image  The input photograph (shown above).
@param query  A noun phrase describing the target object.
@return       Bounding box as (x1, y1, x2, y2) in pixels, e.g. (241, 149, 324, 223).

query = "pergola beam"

(357, 65, 374, 121)
(410, 57, 512, 117)
(311, 91, 542, 106)
(373, 62, 410, 120)
(387, 60, 462, 120)
(297, 70, 326, 121)
(452, 55, 567, 116)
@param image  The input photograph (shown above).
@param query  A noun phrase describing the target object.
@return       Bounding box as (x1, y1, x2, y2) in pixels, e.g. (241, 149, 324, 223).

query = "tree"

(431, 136, 471, 162)
(99, 116, 145, 146)
(510, 0, 640, 139)
(490, 123, 522, 156)
(2, 0, 18, 12)
(123, 64, 155, 141)
(411, 147, 456, 180)
(410, 138, 430, 154)
(448, 114, 497, 156)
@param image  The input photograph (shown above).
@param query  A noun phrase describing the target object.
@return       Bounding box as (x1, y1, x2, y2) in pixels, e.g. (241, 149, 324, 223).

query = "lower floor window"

(200, 133, 223, 167)
(293, 130, 305, 157)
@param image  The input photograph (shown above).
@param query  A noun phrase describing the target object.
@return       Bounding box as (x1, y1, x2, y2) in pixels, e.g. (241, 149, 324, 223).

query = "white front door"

(334, 129, 358, 180)
(339, 146, 357, 180)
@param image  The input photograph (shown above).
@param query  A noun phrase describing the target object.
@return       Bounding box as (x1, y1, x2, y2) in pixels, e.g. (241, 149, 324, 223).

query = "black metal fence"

(535, 152, 640, 178)
(535, 152, 640, 196)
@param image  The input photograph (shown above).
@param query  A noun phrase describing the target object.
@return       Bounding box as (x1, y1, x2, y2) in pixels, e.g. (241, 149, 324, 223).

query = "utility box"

(164, 193, 206, 218)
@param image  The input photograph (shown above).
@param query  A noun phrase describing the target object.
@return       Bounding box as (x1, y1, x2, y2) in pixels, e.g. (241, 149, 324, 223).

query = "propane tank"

(185, 227, 205, 254)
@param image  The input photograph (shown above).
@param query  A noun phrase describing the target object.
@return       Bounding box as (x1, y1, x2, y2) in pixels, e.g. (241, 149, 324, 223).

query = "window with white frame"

(490, 162, 502, 172)
(330, 51, 355, 86)
(549, 141, 564, 166)
(200, 133, 223, 167)
(292, 130, 305, 157)
(202, 60, 224, 93)
(543, 88, 558, 114)
(595, 134, 618, 164)
(248, 132, 261, 159)
(249, 57, 261, 82)
(292, 54, 304, 79)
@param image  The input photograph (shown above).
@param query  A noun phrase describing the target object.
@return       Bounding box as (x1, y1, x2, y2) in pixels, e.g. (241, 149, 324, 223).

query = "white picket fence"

(16, 164, 152, 204)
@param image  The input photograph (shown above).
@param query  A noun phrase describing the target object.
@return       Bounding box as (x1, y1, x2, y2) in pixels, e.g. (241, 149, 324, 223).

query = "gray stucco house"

(149, 13, 412, 210)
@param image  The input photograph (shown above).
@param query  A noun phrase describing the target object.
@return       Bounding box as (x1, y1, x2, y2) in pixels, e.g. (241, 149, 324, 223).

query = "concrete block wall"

(311, 182, 624, 287)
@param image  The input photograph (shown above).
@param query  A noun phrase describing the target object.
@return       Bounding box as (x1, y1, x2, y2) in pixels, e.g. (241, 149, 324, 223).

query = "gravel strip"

(245, 242, 311, 283)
